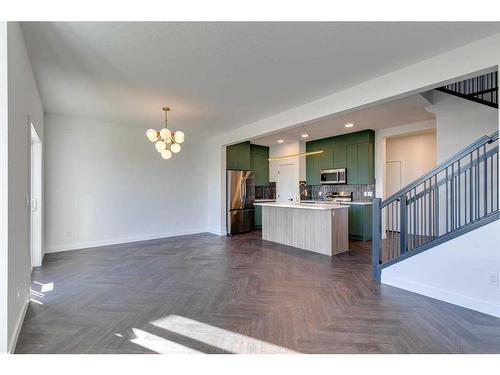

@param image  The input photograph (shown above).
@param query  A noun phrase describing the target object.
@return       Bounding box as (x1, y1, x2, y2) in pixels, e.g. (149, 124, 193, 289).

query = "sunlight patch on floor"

(151, 315, 297, 354)
(129, 328, 201, 354)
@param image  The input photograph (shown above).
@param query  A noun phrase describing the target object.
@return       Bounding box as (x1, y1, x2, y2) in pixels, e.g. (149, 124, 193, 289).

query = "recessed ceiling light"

(301, 134, 309, 138)
(277, 139, 284, 143)
(345, 123, 354, 128)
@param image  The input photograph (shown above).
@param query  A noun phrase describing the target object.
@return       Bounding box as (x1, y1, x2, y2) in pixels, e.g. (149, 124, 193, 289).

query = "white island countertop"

(254, 202, 347, 210)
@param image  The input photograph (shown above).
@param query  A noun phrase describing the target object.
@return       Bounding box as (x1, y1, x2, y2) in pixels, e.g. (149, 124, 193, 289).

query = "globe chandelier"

(145, 107, 185, 160)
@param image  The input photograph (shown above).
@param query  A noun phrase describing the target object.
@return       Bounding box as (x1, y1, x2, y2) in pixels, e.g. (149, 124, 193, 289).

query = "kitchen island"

(253, 202, 349, 256)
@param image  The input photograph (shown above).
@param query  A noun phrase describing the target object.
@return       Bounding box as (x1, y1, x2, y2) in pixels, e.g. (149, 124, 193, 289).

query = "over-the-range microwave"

(320, 168, 347, 184)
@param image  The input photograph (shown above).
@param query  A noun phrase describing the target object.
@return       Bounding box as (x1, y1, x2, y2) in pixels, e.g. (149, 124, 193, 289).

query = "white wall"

(0, 21, 8, 355)
(268, 141, 305, 203)
(428, 91, 498, 162)
(5, 22, 44, 353)
(44, 113, 208, 253)
(206, 34, 500, 236)
(268, 141, 306, 182)
(385, 129, 437, 197)
(382, 220, 500, 318)
(375, 120, 437, 200)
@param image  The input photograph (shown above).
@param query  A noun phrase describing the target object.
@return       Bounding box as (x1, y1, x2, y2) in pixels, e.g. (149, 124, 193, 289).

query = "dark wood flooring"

(15, 231, 500, 353)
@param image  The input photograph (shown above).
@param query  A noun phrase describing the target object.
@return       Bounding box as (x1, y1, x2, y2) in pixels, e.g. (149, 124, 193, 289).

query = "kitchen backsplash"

(256, 182, 374, 201)
(302, 183, 375, 202)
(255, 182, 276, 199)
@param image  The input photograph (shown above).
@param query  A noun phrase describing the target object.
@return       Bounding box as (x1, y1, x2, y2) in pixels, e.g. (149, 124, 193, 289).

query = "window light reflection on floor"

(130, 328, 201, 354)
(150, 315, 297, 354)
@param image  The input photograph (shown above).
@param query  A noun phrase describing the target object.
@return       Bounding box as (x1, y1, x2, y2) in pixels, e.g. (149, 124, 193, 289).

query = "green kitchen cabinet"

(226, 141, 251, 170)
(333, 144, 347, 168)
(250, 145, 269, 186)
(356, 142, 374, 184)
(315, 146, 334, 173)
(306, 143, 320, 185)
(254, 205, 262, 228)
(348, 204, 372, 240)
(306, 129, 374, 186)
(346, 144, 358, 184)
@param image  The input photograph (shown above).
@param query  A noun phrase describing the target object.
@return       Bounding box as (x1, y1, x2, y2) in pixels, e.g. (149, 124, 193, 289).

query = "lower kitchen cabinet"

(348, 204, 372, 241)
(254, 205, 262, 228)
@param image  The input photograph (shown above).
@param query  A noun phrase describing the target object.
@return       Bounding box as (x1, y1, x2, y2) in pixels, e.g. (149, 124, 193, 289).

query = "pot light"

(345, 123, 354, 128)
(301, 134, 309, 138)
(277, 139, 284, 143)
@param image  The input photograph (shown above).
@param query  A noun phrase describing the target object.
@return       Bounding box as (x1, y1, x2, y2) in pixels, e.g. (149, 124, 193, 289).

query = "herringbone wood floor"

(16, 231, 500, 353)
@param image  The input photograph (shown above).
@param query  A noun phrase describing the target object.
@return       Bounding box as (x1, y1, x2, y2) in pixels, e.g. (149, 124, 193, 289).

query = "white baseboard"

(44, 228, 208, 253)
(207, 227, 226, 236)
(382, 274, 500, 318)
(8, 296, 30, 354)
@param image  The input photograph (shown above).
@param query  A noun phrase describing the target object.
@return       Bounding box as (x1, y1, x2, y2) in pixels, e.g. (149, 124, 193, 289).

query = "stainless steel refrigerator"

(227, 170, 255, 235)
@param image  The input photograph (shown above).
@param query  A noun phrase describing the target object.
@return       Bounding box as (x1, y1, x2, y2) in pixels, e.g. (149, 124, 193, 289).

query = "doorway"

(30, 123, 42, 268)
(276, 163, 296, 203)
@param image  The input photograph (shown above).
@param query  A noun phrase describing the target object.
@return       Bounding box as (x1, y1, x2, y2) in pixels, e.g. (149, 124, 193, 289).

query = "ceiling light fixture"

(301, 134, 309, 138)
(146, 107, 185, 160)
(277, 139, 284, 143)
(345, 123, 354, 128)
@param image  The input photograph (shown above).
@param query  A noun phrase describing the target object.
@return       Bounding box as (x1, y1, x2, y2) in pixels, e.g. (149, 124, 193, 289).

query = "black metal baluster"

(470, 153, 473, 223)
(484, 145, 487, 218)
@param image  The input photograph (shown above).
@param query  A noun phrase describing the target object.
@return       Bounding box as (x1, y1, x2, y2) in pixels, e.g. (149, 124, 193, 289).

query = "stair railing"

(437, 71, 498, 108)
(372, 131, 499, 281)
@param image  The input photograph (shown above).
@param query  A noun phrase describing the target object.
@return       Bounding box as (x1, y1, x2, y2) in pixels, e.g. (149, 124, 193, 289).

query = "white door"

(385, 161, 402, 233)
(276, 163, 296, 203)
(30, 123, 42, 268)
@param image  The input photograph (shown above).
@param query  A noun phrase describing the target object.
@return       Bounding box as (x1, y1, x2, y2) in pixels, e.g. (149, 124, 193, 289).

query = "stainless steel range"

(326, 191, 353, 203)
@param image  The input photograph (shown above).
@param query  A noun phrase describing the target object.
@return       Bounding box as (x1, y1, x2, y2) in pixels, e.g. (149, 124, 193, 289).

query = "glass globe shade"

(155, 140, 167, 152)
(174, 131, 185, 144)
(146, 129, 158, 142)
(160, 128, 171, 141)
(161, 150, 172, 160)
(171, 143, 181, 153)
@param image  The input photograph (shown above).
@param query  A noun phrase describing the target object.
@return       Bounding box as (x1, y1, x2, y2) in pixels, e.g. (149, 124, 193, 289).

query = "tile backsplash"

(255, 182, 276, 200)
(303, 183, 375, 202)
(255, 181, 374, 201)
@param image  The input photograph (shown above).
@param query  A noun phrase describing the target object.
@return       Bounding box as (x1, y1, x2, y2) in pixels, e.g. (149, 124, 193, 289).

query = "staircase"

(372, 130, 499, 281)
(436, 71, 498, 109)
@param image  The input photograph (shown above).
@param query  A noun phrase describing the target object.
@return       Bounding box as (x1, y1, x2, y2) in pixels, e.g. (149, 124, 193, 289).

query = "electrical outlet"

(488, 272, 499, 286)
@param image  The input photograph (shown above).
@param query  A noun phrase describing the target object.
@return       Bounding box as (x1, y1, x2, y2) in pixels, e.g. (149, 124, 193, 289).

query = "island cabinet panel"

(305, 129, 374, 185)
(226, 141, 251, 170)
(261, 205, 349, 256)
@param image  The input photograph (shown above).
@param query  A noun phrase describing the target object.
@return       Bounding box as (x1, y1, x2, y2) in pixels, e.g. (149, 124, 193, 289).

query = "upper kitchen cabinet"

(333, 144, 347, 168)
(226, 141, 251, 170)
(250, 144, 270, 186)
(306, 130, 374, 185)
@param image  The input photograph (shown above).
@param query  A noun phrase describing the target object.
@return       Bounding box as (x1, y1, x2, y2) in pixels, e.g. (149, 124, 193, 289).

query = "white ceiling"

(22, 22, 500, 136)
(251, 94, 435, 146)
